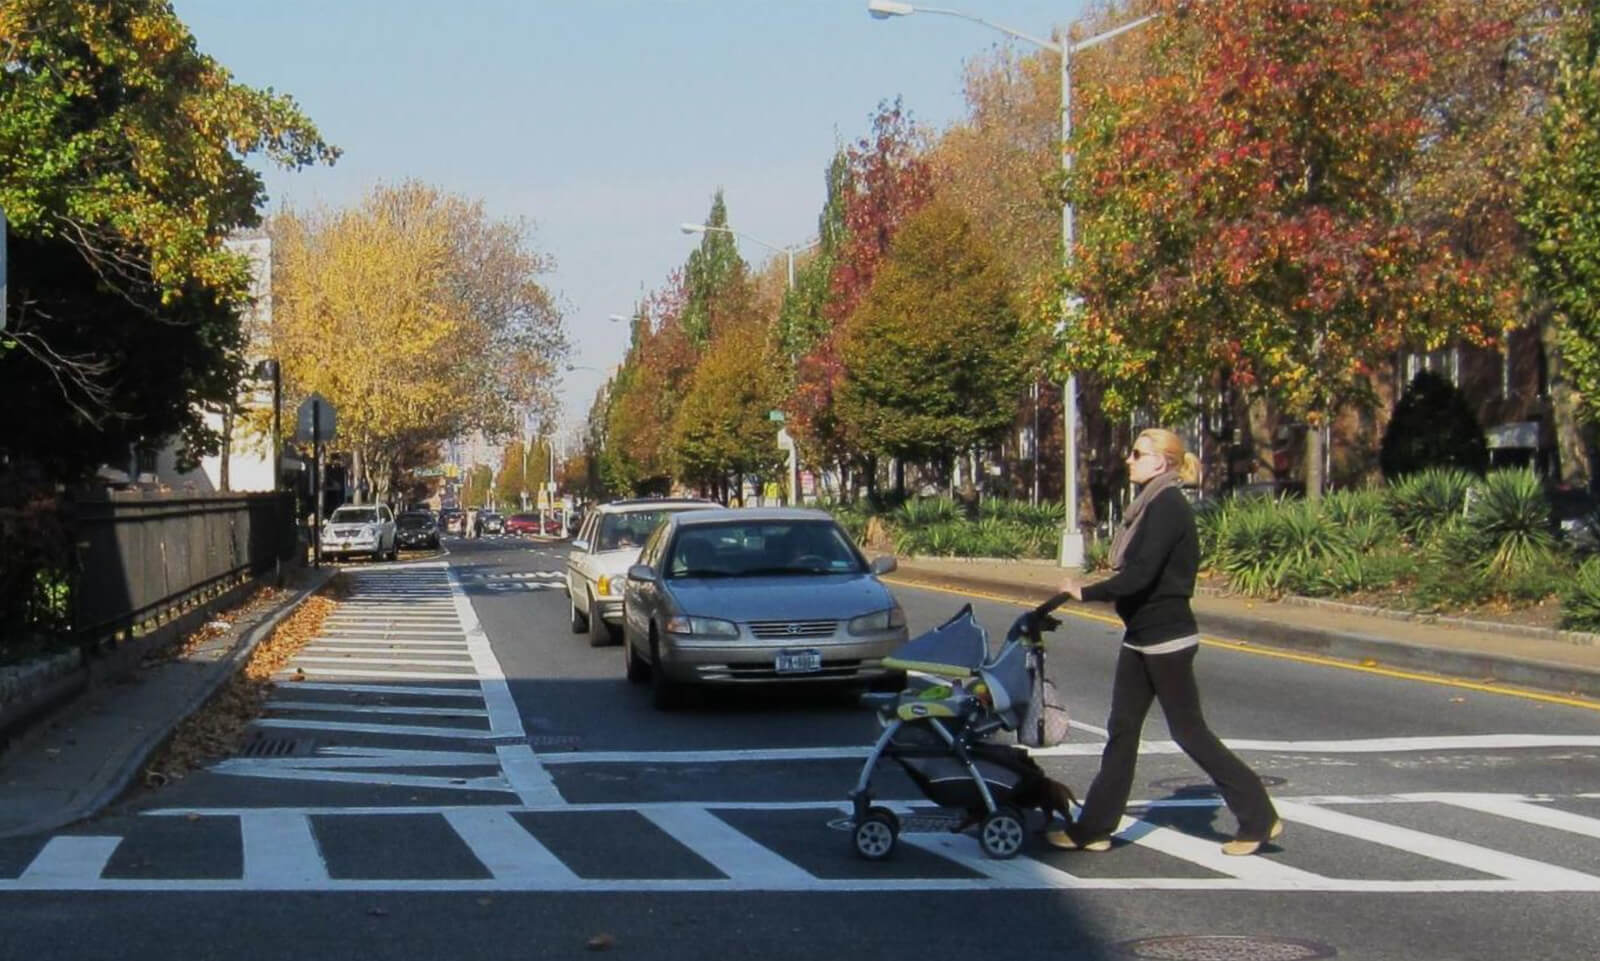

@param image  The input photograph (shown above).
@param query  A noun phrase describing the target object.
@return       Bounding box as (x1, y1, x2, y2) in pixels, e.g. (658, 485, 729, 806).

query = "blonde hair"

(1137, 428, 1200, 485)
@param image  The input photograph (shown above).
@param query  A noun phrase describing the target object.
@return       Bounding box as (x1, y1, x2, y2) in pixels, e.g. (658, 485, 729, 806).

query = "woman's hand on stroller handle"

(1006, 593, 1070, 643)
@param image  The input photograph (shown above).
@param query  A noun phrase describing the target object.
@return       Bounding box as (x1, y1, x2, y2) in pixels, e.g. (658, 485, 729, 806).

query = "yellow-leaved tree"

(269, 181, 566, 503)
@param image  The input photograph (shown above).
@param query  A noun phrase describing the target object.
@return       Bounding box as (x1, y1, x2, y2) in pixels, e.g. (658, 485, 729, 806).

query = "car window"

(596, 511, 667, 551)
(665, 521, 862, 578)
(579, 513, 599, 547)
(641, 523, 668, 566)
(378, 506, 392, 522)
(330, 507, 378, 524)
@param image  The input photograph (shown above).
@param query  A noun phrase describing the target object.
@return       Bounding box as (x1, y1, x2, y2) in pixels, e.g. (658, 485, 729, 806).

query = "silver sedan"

(620, 508, 907, 709)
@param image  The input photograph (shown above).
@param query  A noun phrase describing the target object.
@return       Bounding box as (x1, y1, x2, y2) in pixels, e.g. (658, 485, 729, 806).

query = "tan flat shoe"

(1045, 829, 1111, 852)
(1221, 819, 1285, 857)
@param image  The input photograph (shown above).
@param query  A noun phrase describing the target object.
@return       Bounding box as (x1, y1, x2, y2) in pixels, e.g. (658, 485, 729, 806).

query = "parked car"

(439, 508, 466, 536)
(619, 507, 906, 708)
(395, 511, 440, 550)
(481, 511, 505, 535)
(320, 504, 398, 562)
(566, 498, 719, 646)
(505, 513, 542, 535)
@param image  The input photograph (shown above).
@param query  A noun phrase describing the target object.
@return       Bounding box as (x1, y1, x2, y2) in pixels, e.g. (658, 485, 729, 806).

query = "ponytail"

(1178, 451, 1200, 486)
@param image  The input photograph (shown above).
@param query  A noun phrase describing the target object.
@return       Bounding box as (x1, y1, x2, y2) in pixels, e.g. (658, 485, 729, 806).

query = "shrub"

(1467, 468, 1557, 581)
(1386, 466, 1475, 542)
(1561, 557, 1600, 631)
(1380, 370, 1489, 478)
(1083, 535, 1110, 573)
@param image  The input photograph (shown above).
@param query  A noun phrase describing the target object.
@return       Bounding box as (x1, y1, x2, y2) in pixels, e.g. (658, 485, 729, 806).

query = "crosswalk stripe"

(293, 655, 476, 668)
(1272, 799, 1600, 888)
(240, 812, 328, 885)
(1418, 793, 1600, 840)
(1112, 815, 1322, 884)
(252, 718, 496, 738)
(19, 836, 121, 884)
(496, 744, 564, 806)
(267, 702, 489, 718)
(277, 681, 483, 697)
(445, 809, 580, 883)
(641, 806, 815, 886)
(274, 668, 487, 682)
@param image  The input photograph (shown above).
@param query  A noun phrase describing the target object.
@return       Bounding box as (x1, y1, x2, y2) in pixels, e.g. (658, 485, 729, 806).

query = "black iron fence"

(69, 490, 296, 646)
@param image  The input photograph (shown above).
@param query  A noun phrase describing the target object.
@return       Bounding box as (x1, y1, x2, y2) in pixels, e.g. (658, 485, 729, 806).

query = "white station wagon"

(566, 498, 718, 645)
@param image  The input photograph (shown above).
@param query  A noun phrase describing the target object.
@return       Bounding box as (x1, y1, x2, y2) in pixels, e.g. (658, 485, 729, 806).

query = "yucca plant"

(895, 497, 961, 530)
(1561, 556, 1600, 631)
(1211, 500, 1293, 596)
(1083, 535, 1111, 573)
(1466, 468, 1557, 581)
(1323, 487, 1390, 529)
(1386, 466, 1475, 542)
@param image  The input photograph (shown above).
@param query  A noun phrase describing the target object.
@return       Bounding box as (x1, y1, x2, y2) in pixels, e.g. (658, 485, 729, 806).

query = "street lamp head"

(868, 0, 915, 18)
(679, 223, 708, 235)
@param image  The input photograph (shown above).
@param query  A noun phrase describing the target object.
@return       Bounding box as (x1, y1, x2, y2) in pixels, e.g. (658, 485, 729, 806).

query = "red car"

(505, 513, 543, 535)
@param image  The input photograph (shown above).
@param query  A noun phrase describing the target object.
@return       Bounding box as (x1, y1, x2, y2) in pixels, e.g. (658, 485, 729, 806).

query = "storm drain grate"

(1150, 774, 1287, 798)
(238, 735, 316, 758)
(527, 734, 584, 749)
(1113, 936, 1335, 960)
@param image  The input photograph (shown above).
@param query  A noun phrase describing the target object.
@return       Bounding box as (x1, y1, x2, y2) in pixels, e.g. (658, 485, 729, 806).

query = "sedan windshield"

(666, 521, 862, 578)
(397, 514, 433, 529)
(330, 508, 378, 524)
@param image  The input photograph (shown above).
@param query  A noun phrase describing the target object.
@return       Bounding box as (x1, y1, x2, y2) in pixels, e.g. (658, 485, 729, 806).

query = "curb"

(0, 567, 336, 840)
(887, 568, 1600, 700)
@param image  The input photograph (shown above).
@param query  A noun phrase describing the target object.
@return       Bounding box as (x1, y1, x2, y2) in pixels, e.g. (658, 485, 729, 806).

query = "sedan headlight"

(597, 575, 615, 596)
(664, 615, 740, 638)
(848, 605, 907, 635)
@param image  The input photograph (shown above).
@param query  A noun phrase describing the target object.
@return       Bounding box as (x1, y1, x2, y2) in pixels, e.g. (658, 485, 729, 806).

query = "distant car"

(481, 511, 505, 535)
(439, 509, 466, 536)
(565, 498, 719, 646)
(320, 504, 398, 562)
(395, 511, 440, 550)
(619, 507, 906, 708)
(505, 513, 542, 535)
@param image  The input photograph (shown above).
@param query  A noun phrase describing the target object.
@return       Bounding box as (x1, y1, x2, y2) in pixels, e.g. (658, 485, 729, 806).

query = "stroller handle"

(1004, 591, 1073, 645)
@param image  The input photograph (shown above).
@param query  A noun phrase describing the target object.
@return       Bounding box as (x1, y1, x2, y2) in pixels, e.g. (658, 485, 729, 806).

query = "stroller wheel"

(979, 807, 1026, 860)
(852, 809, 899, 861)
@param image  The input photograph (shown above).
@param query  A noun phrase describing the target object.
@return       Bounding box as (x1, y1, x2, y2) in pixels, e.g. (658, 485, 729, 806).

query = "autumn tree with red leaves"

(1064, 0, 1523, 496)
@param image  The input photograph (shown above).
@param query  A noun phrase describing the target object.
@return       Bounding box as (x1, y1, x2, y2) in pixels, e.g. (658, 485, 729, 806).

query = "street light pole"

(867, 0, 1157, 568)
(679, 223, 817, 290)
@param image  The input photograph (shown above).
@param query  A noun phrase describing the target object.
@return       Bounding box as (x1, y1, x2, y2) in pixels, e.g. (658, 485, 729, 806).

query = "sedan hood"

(667, 575, 894, 621)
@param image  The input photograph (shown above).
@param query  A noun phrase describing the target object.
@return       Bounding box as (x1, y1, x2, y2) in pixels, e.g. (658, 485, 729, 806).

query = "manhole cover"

(1114, 935, 1335, 960)
(826, 813, 965, 833)
(238, 736, 315, 758)
(1150, 775, 1287, 797)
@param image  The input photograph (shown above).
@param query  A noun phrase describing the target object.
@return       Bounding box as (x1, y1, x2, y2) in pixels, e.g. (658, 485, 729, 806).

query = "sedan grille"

(747, 619, 837, 639)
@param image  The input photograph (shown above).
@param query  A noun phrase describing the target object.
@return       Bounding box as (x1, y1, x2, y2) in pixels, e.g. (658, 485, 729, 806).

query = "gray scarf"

(1109, 470, 1183, 571)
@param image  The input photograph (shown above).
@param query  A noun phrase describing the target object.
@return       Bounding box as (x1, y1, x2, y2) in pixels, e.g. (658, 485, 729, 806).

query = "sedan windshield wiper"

(739, 566, 850, 577)
(672, 568, 734, 579)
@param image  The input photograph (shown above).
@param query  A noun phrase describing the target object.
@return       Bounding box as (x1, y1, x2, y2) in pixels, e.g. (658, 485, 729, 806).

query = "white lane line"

(275, 681, 483, 697)
(240, 812, 328, 885)
(640, 806, 814, 886)
(267, 701, 489, 719)
(251, 718, 495, 738)
(447, 564, 525, 739)
(216, 767, 510, 792)
(1221, 734, 1600, 753)
(1111, 816, 1322, 885)
(497, 744, 564, 805)
(1416, 793, 1600, 840)
(901, 834, 1083, 887)
(1273, 800, 1600, 889)
(444, 809, 579, 883)
(293, 655, 477, 669)
(214, 748, 498, 769)
(19, 836, 121, 884)
(274, 668, 491, 682)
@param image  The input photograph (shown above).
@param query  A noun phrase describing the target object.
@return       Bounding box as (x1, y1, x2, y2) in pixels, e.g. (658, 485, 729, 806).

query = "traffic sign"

(294, 393, 337, 443)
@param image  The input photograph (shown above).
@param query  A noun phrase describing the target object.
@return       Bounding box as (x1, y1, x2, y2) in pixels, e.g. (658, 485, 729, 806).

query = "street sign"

(768, 410, 785, 422)
(294, 393, 337, 443)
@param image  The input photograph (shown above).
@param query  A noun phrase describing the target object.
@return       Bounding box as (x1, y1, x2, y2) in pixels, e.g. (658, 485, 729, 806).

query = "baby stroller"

(847, 596, 1072, 861)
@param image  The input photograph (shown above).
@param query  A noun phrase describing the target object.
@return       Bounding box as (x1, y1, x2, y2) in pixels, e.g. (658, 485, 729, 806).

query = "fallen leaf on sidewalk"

(585, 934, 615, 951)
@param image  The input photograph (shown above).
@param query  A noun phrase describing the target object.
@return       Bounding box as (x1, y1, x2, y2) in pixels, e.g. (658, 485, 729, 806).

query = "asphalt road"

(1, 534, 1596, 961)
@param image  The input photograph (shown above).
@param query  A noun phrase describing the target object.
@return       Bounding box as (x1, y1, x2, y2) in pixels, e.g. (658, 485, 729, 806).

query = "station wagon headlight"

(665, 615, 739, 638)
(848, 605, 906, 635)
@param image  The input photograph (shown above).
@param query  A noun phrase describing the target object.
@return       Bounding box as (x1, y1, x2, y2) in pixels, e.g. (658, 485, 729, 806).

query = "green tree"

(836, 201, 1028, 489)
(462, 465, 493, 510)
(671, 309, 786, 504)
(680, 191, 746, 346)
(0, 0, 336, 477)
(1524, 2, 1600, 455)
(496, 440, 528, 510)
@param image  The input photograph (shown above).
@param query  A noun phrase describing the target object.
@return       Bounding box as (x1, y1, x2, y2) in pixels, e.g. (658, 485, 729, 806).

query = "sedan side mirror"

(627, 563, 656, 582)
(572, 539, 589, 552)
(869, 556, 897, 575)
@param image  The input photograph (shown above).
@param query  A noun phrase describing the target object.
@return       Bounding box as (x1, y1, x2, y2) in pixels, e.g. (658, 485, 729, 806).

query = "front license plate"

(775, 650, 822, 674)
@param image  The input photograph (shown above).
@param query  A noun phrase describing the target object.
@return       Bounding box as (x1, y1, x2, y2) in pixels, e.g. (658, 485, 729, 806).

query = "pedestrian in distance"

(1051, 428, 1283, 857)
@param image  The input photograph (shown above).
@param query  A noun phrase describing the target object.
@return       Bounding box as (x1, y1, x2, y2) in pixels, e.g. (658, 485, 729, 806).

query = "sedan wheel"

(569, 590, 589, 634)
(649, 633, 682, 710)
(587, 592, 613, 647)
(623, 631, 649, 684)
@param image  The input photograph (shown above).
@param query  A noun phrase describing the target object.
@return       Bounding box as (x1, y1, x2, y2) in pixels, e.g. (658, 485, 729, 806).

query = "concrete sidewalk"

(0, 565, 335, 840)
(888, 556, 1600, 701)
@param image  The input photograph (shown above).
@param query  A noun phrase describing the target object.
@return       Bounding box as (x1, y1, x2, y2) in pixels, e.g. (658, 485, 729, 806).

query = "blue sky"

(171, 0, 1089, 436)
